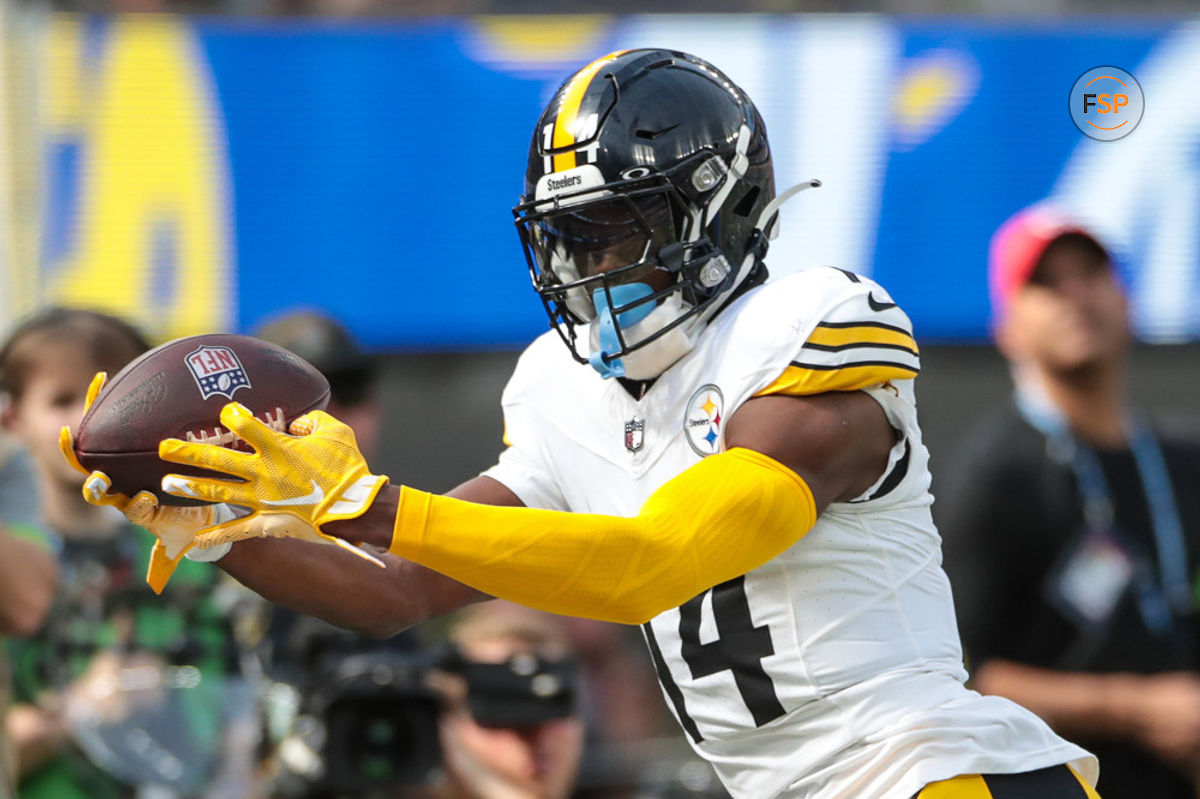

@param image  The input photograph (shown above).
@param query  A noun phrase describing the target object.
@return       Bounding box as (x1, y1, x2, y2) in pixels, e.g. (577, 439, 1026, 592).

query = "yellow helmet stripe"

(551, 50, 627, 173)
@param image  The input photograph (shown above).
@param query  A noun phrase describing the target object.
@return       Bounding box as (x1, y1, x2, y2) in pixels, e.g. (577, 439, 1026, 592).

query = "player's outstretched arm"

(162, 392, 892, 626)
(216, 540, 488, 640)
(215, 475, 514, 638)
(375, 390, 892, 624)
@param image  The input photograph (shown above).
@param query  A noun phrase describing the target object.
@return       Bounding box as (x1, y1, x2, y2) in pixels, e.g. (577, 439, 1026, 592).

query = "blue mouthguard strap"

(588, 283, 655, 379)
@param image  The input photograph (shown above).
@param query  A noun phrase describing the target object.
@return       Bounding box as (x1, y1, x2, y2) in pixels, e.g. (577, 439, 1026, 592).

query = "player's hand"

(157, 403, 388, 567)
(76, 470, 232, 594)
(57, 371, 108, 477)
(57, 372, 220, 594)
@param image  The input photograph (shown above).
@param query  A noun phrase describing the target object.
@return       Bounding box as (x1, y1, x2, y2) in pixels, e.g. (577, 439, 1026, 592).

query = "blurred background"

(1, 6, 1197, 486)
(1, 3, 1199, 798)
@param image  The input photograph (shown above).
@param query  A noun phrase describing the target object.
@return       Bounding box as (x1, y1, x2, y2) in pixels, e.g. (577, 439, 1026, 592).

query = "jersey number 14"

(645, 576, 786, 742)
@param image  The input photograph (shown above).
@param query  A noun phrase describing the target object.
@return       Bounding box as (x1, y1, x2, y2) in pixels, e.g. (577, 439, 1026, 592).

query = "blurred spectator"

(255, 310, 383, 461)
(555, 617, 672, 798)
(0, 433, 58, 799)
(430, 602, 583, 799)
(939, 206, 1200, 799)
(0, 307, 259, 799)
(0, 438, 56, 638)
(259, 603, 582, 799)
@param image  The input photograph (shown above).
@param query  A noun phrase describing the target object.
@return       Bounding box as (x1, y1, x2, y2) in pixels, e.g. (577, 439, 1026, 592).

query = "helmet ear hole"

(732, 185, 762, 219)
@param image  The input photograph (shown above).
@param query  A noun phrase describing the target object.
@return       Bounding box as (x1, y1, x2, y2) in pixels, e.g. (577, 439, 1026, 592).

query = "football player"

(66, 50, 1103, 798)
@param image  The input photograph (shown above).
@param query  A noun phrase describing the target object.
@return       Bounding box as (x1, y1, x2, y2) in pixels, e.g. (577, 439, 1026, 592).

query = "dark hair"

(1034, 232, 1111, 277)
(253, 311, 376, 407)
(0, 307, 152, 401)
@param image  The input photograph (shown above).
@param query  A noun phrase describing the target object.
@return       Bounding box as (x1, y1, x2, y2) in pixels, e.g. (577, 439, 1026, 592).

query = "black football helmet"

(513, 49, 782, 380)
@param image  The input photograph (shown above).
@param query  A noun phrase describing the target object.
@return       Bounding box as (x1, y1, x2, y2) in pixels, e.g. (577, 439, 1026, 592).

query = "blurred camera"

(264, 613, 581, 799)
(439, 647, 578, 729)
(271, 649, 443, 798)
(321, 652, 443, 791)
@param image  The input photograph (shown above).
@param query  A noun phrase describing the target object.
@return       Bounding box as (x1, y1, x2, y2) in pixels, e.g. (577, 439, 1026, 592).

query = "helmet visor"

(531, 193, 674, 286)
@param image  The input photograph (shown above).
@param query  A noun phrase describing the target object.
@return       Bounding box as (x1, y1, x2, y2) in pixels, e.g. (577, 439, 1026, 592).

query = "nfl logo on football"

(624, 418, 644, 453)
(186, 345, 252, 401)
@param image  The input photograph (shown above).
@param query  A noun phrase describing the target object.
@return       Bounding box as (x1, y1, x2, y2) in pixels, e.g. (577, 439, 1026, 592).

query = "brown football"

(73, 333, 331, 505)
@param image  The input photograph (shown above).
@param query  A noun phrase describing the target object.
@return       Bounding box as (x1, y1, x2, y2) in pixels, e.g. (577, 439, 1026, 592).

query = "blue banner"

(23, 14, 1200, 347)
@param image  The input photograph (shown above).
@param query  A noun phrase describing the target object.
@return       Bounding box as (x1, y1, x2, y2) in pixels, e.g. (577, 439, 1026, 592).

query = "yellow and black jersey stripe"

(755, 270, 920, 399)
(913, 765, 1100, 799)
(756, 319, 920, 398)
(751, 277, 921, 502)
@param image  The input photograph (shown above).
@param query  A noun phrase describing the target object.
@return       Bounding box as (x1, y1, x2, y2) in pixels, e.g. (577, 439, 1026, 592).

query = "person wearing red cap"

(940, 205, 1200, 799)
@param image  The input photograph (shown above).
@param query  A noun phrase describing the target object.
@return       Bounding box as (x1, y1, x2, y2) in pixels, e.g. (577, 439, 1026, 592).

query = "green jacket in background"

(8, 522, 243, 799)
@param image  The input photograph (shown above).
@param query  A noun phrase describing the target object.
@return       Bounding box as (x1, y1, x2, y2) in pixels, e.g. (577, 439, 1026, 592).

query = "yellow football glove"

(157, 402, 388, 566)
(77, 472, 234, 593)
(57, 370, 108, 476)
(59, 371, 230, 593)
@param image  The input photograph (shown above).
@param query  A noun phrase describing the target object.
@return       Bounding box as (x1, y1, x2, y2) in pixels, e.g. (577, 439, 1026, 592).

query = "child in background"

(0, 308, 259, 799)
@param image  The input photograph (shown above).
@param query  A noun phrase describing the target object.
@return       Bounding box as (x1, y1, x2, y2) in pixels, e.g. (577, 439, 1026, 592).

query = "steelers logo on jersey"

(684, 384, 724, 456)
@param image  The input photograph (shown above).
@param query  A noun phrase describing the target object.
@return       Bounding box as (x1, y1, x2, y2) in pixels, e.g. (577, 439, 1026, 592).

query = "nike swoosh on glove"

(157, 402, 388, 567)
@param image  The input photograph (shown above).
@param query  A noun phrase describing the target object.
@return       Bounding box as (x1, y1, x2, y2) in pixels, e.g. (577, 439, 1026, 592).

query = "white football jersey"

(484, 268, 1096, 799)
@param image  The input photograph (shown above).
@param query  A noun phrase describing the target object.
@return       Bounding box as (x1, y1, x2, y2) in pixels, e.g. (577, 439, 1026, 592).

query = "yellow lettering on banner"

(45, 15, 85, 129)
(43, 14, 232, 339)
(472, 15, 612, 64)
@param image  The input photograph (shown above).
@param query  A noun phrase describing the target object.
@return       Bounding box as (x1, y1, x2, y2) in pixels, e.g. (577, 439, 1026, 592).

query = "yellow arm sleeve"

(389, 447, 817, 625)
